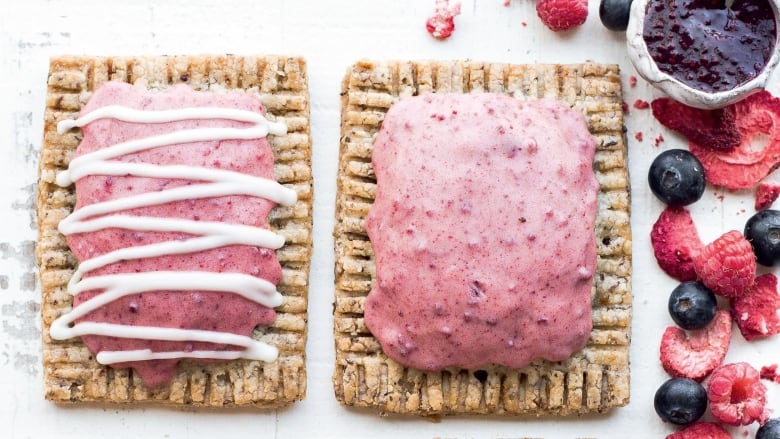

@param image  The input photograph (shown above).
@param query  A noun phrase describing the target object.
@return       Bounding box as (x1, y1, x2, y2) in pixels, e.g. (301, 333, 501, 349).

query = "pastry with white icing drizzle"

(53, 82, 294, 387)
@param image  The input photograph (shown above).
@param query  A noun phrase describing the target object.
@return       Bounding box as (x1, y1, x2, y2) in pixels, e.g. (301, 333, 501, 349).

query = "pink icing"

(364, 93, 599, 370)
(67, 82, 281, 387)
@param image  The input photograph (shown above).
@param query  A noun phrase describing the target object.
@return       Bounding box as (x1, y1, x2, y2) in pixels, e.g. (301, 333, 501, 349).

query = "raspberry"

(660, 310, 731, 381)
(425, 0, 462, 39)
(687, 91, 780, 190)
(730, 273, 780, 340)
(651, 98, 740, 152)
(693, 230, 756, 298)
(760, 364, 780, 383)
(634, 99, 650, 109)
(756, 182, 780, 210)
(536, 0, 588, 31)
(665, 422, 731, 439)
(651, 206, 703, 281)
(708, 362, 769, 426)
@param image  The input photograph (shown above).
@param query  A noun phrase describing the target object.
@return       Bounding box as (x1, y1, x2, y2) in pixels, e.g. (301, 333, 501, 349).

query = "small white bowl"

(626, 0, 780, 109)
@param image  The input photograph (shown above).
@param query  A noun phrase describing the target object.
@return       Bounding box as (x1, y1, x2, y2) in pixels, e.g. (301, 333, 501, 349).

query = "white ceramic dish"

(627, 0, 780, 109)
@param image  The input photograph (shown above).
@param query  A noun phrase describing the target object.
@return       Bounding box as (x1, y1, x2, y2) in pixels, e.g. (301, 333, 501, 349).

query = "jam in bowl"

(627, 0, 780, 109)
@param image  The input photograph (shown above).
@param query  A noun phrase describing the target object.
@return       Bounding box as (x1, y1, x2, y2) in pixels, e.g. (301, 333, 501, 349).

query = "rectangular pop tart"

(333, 60, 631, 416)
(37, 55, 311, 407)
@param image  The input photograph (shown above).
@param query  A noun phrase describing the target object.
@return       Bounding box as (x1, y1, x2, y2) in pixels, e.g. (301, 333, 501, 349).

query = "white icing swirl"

(51, 105, 295, 364)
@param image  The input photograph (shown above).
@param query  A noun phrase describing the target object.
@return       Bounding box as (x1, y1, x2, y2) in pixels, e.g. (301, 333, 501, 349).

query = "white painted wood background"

(1, 1, 779, 437)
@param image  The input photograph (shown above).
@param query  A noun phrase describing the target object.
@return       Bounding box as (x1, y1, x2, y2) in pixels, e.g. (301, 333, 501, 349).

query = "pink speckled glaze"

(67, 82, 280, 387)
(364, 93, 598, 370)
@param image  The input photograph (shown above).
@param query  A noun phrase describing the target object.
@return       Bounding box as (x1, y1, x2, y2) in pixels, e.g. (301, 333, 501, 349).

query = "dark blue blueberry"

(599, 0, 633, 31)
(648, 149, 706, 206)
(668, 281, 717, 330)
(654, 378, 707, 425)
(757, 418, 780, 439)
(744, 209, 780, 267)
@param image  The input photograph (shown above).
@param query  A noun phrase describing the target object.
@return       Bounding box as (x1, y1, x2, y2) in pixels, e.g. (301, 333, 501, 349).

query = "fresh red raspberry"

(660, 310, 731, 381)
(694, 230, 756, 298)
(731, 273, 780, 340)
(651, 206, 703, 281)
(756, 182, 780, 210)
(708, 362, 769, 426)
(535, 0, 587, 31)
(666, 422, 731, 439)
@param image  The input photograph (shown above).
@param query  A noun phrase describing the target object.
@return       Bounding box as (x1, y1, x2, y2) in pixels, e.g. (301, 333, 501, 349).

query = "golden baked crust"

(333, 60, 631, 416)
(37, 55, 312, 407)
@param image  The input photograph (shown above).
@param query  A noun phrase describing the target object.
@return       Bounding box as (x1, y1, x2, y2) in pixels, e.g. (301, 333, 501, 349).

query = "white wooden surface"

(1, 1, 779, 437)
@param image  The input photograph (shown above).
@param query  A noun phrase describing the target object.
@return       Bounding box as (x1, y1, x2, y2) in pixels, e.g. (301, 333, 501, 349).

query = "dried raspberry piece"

(694, 230, 756, 298)
(660, 310, 731, 381)
(536, 0, 588, 31)
(651, 206, 703, 281)
(634, 99, 650, 109)
(760, 364, 780, 383)
(731, 273, 780, 340)
(425, 0, 462, 39)
(651, 97, 740, 152)
(756, 182, 780, 210)
(708, 362, 769, 426)
(688, 91, 780, 190)
(666, 422, 731, 439)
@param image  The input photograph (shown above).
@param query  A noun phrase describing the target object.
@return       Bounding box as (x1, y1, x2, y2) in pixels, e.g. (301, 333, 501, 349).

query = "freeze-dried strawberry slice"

(694, 230, 756, 298)
(666, 422, 731, 439)
(651, 206, 703, 281)
(731, 273, 780, 340)
(708, 362, 769, 426)
(651, 98, 740, 152)
(687, 91, 780, 190)
(756, 182, 780, 210)
(660, 310, 731, 381)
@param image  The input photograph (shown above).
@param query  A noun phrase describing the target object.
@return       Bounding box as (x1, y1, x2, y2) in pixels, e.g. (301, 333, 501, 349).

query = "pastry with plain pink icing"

(365, 93, 599, 371)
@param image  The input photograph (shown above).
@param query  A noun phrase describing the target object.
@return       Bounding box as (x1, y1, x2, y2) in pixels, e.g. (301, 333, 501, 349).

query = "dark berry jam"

(643, 0, 777, 92)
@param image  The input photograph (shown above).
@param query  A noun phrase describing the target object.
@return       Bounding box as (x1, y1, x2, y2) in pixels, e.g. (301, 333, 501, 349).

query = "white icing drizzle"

(51, 104, 295, 365)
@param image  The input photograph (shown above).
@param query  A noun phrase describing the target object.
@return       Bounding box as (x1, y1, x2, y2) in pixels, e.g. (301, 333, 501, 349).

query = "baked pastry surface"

(333, 60, 631, 416)
(37, 54, 312, 407)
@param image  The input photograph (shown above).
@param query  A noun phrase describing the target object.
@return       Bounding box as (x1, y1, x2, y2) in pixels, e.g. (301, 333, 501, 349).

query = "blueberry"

(599, 0, 633, 31)
(654, 377, 707, 425)
(648, 149, 706, 206)
(668, 282, 717, 330)
(757, 418, 780, 439)
(744, 209, 780, 266)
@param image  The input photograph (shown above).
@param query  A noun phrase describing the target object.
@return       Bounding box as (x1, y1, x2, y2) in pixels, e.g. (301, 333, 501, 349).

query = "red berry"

(665, 422, 731, 439)
(756, 182, 780, 210)
(425, 0, 461, 39)
(536, 0, 588, 31)
(651, 206, 703, 281)
(687, 91, 780, 190)
(731, 273, 780, 340)
(651, 98, 740, 152)
(708, 362, 769, 426)
(760, 364, 780, 383)
(660, 310, 731, 381)
(694, 230, 756, 298)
